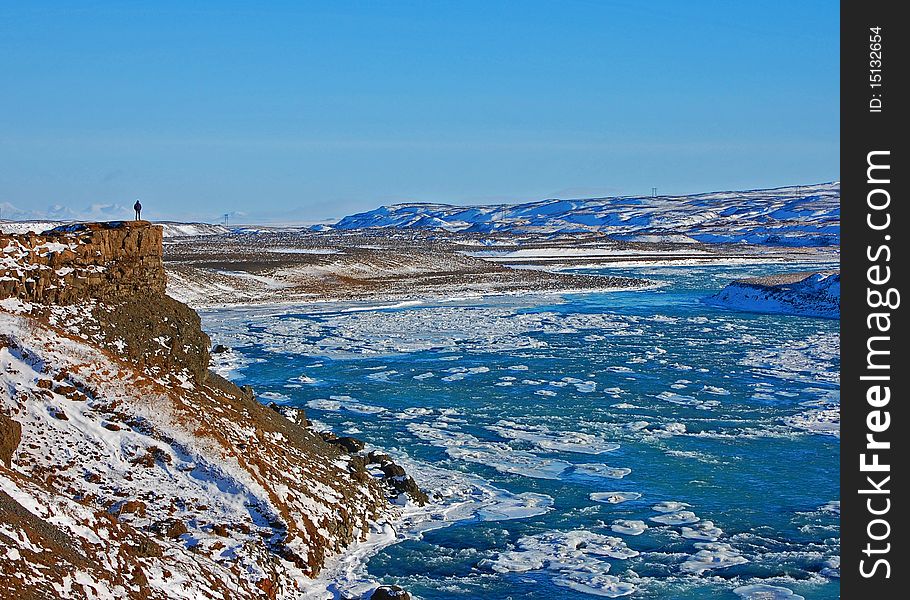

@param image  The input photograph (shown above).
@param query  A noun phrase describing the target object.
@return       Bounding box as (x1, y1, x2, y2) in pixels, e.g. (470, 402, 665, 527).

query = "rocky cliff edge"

(0, 222, 418, 599)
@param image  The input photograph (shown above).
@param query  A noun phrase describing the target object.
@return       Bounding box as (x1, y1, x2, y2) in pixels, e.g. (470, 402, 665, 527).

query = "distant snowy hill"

(334, 183, 840, 246)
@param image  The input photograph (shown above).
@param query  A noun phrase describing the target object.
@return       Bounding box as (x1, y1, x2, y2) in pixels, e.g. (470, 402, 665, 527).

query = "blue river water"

(201, 263, 840, 600)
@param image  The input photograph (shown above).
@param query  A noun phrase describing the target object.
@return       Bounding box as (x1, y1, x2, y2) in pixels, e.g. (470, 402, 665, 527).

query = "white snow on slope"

(706, 272, 840, 319)
(0, 308, 389, 597)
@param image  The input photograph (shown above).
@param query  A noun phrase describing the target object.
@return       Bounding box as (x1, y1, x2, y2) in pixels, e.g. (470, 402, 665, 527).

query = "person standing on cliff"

(134, 199, 142, 221)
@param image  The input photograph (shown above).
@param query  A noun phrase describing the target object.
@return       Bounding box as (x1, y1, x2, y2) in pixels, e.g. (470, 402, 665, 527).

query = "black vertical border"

(841, 0, 905, 596)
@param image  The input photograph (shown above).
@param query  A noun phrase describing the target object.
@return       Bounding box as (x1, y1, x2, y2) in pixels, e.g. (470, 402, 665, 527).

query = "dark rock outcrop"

(366, 453, 428, 506)
(321, 432, 366, 453)
(370, 585, 411, 600)
(319, 435, 428, 506)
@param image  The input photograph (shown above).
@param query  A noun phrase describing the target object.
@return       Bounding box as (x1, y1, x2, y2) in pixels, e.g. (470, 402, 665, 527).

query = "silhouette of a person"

(134, 200, 142, 221)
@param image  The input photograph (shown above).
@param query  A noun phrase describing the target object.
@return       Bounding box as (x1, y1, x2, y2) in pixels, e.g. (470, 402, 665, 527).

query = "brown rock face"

(165, 520, 189, 539)
(0, 412, 21, 467)
(0, 221, 166, 305)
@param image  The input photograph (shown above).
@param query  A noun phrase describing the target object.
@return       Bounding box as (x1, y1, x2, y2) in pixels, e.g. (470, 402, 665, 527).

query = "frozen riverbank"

(199, 262, 840, 599)
(705, 271, 840, 319)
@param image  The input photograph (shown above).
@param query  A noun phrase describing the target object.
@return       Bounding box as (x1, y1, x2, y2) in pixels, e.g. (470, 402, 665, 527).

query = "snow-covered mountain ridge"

(334, 183, 839, 246)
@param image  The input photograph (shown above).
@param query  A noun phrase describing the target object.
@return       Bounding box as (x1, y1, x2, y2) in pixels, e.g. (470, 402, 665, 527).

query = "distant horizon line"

(0, 180, 840, 226)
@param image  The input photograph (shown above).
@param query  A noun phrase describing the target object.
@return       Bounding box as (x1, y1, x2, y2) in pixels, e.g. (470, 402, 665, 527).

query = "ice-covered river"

(201, 263, 839, 600)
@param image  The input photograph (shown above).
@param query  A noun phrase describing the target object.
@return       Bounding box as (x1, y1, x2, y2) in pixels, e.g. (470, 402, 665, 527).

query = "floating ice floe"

(560, 376, 597, 393)
(702, 385, 730, 395)
(652, 501, 691, 513)
(480, 530, 638, 597)
(655, 391, 720, 410)
(366, 370, 398, 382)
(733, 584, 805, 600)
(474, 492, 555, 521)
(590, 492, 642, 504)
(502, 530, 638, 563)
(306, 397, 387, 415)
(487, 420, 620, 455)
(571, 464, 631, 479)
(408, 422, 573, 480)
(820, 556, 840, 578)
(395, 407, 435, 419)
(441, 366, 490, 381)
(650, 511, 700, 525)
(306, 398, 342, 411)
(680, 520, 723, 541)
(680, 542, 748, 574)
(610, 520, 648, 536)
(784, 408, 839, 436)
(662, 422, 686, 435)
(552, 573, 636, 598)
(206, 305, 642, 359)
(740, 332, 839, 386)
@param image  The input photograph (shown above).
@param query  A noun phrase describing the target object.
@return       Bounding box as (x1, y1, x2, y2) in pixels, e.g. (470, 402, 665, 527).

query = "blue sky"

(0, 1, 839, 223)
